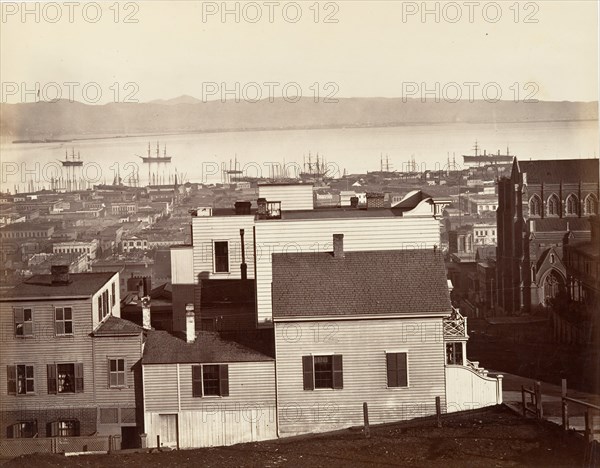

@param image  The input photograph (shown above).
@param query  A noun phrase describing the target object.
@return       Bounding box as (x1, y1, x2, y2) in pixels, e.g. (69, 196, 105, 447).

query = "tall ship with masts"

(462, 141, 515, 167)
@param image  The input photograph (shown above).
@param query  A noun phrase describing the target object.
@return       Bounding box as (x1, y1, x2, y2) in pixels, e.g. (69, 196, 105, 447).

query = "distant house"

(142, 313, 276, 449)
(0, 268, 143, 445)
(122, 235, 148, 254)
(271, 237, 502, 436)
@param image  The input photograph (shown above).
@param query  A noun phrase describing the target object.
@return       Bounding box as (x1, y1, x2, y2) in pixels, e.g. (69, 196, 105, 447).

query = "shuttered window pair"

(13, 307, 33, 337)
(302, 355, 343, 390)
(47, 420, 80, 437)
(7, 421, 37, 438)
(6, 365, 35, 395)
(47, 363, 83, 394)
(192, 364, 229, 397)
(386, 352, 408, 388)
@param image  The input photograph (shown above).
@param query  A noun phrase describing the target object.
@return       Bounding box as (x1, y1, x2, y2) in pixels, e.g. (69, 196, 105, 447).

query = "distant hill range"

(1, 97, 597, 141)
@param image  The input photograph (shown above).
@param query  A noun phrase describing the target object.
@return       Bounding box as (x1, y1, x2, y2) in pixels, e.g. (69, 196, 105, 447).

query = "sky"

(1, 0, 599, 103)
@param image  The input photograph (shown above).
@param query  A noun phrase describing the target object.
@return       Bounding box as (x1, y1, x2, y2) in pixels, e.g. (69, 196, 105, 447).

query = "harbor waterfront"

(1, 120, 598, 188)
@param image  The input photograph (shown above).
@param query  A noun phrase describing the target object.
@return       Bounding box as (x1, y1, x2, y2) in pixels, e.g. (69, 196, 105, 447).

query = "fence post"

(157, 435, 160, 448)
(585, 410, 594, 444)
(521, 385, 527, 417)
(561, 379, 568, 430)
(108, 435, 112, 454)
(363, 402, 370, 439)
(435, 396, 442, 428)
(535, 381, 543, 419)
(140, 433, 147, 449)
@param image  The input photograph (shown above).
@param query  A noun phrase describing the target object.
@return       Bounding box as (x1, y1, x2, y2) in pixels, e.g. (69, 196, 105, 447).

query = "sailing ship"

(462, 141, 514, 166)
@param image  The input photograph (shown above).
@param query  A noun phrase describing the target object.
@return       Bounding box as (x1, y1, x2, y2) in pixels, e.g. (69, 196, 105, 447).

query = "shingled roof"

(0, 272, 116, 300)
(92, 316, 143, 336)
(272, 249, 451, 319)
(518, 159, 599, 184)
(143, 330, 273, 364)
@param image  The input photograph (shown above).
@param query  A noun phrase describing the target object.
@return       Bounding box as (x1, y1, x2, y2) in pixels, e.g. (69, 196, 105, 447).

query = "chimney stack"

(185, 303, 196, 343)
(142, 277, 151, 329)
(51, 265, 70, 285)
(240, 229, 247, 280)
(333, 234, 344, 259)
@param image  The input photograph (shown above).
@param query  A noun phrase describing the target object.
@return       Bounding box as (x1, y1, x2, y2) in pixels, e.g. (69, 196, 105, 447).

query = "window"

(14, 307, 33, 337)
(213, 241, 229, 273)
(529, 195, 542, 217)
(7, 421, 37, 438)
(111, 283, 116, 307)
(446, 343, 464, 365)
(47, 420, 80, 437)
(192, 364, 229, 397)
(7, 365, 35, 395)
(108, 358, 126, 388)
(47, 363, 83, 394)
(386, 352, 408, 387)
(54, 307, 73, 335)
(585, 194, 598, 215)
(302, 355, 343, 390)
(565, 194, 579, 216)
(547, 194, 560, 216)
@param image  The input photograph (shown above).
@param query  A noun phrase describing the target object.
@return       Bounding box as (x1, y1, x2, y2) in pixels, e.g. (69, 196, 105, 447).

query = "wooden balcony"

(443, 307, 468, 339)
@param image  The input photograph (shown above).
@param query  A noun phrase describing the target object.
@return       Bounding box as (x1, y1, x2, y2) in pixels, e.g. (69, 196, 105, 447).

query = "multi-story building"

(53, 240, 98, 264)
(0, 267, 143, 443)
(496, 158, 599, 315)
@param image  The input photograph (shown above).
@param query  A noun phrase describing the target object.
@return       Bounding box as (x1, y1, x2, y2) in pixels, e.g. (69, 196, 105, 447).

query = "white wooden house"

(271, 237, 503, 436)
(142, 314, 276, 449)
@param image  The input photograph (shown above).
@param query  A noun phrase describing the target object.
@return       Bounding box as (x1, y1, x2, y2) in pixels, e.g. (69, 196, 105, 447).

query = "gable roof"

(533, 218, 590, 232)
(517, 159, 599, 184)
(272, 249, 451, 319)
(92, 315, 143, 336)
(143, 330, 273, 364)
(0, 272, 116, 300)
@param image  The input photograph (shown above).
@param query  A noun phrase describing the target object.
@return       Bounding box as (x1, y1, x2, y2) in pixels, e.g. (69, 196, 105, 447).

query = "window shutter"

(7, 366, 16, 395)
(74, 420, 80, 436)
(219, 365, 229, 397)
(107, 359, 112, 388)
(7, 424, 14, 439)
(47, 422, 57, 437)
(386, 353, 398, 387)
(302, 356, 314, 390)
(14, 307, 23, 335)
(32, 420, 38, 437)
(75, 363, 84, 393)
(397, 353, 408, 387)
(192, 365, 202, 397)
(332, 355, 343, 389)
(47, 364, 57, 394)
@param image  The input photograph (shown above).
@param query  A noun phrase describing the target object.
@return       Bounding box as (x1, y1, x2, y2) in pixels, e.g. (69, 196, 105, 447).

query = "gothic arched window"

(585, 194, 598, 215)
(565, 194, 579, 216)
(547, 194, 560, 216)
(529, 195, 542, 217)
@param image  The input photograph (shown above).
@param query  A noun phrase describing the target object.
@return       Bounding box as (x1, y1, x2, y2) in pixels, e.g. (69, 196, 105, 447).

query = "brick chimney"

(185, 303, 196, 343)
(333, 234, 344, 259)
(50, 265, 70, 285)
(366, 193, 385, 209)
(234, 201, 251, 215)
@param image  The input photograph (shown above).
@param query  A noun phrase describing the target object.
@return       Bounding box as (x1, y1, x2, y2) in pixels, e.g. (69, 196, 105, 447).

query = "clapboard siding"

(258, 185, 314, 211)
(191, 215, 256, 280)
(143, 365, 179, 412)
(255, 216, 440, 324)
(275, 317, 446, 436)
(143, 361, 276, 448)
(93, 334, 143, 406)
(171, 246, 194, 284)
(0, 299, 96, 410)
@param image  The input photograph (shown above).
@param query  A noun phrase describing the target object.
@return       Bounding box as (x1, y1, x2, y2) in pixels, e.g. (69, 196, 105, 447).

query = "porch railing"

(443, 307, 468, 339)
